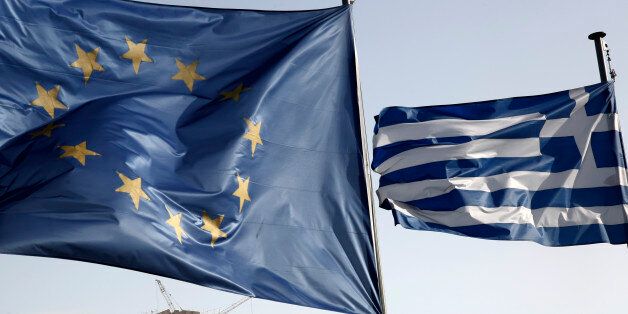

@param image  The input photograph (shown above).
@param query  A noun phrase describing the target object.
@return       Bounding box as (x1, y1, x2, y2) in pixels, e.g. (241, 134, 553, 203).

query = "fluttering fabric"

(0, 1, 381, 312)
(374, 82, 628, 246)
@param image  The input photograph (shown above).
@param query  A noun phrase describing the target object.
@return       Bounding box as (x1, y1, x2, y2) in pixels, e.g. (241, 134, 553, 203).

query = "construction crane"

(156, 279, 182, 313)
(154, 278, 250, 314)
(218, 296, 252, 314)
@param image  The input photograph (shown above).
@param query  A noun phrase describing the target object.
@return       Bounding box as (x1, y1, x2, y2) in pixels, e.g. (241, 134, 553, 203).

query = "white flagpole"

(344, 1, 387, 313)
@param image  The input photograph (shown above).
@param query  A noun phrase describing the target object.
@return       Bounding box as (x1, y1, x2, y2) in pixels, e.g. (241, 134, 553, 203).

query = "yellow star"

(59, 141, 100, 165)
(31, 122, 65, 138)
(201, 211, 227, 247)
(31, 83, 68, 118)
(171, 59, 205, 92)
(221, 83, 250, 102)
(115, 171, 150, 210)
(243, 118, 263, 157)
(121, 36, 152, 74)
(71, 44, 104, 83)
(232, 175, 251, 212)
(166, 206, 187, 244)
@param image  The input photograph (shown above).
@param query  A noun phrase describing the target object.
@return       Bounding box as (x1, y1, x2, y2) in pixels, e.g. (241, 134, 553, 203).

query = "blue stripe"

(392, 210, 628, 246)
(592, 131, 626, 168)
(378, 137, 581, 185)
(403, 186, 628, 211)
(372, 120, 545, 169)
(585, 84, 615, 115)
(376, 82, 610, 128)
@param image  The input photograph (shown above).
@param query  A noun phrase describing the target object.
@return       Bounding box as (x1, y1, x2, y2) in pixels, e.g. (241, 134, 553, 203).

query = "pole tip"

(588, 31, 607, 40)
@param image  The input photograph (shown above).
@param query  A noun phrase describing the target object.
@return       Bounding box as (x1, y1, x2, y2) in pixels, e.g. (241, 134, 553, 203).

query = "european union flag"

(0, 1, 382, 313)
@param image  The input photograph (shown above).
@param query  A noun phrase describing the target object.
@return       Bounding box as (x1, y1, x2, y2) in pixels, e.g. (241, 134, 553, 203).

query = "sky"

(2, 0, 628, 313)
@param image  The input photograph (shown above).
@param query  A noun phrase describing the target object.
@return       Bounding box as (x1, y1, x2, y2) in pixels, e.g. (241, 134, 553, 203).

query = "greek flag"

(373, 82, 628, 246)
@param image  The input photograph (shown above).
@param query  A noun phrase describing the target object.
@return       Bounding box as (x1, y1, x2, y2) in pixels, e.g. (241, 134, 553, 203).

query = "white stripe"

(540, 113, 619, 137)
(377, 168, 627, 202)
(374, 113, 545, 148)
(569, 87, 590, 115)
(388, 199, 628, 228)
(374, 138, 541, 175)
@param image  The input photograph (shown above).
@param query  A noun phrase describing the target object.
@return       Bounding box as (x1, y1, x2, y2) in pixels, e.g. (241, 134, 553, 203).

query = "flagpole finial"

(587, 31, 606, 40)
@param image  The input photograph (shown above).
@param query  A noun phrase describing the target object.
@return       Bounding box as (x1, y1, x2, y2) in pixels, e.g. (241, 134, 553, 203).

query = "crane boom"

(219, 297, 252, 314)
(156, 279, 178, 313)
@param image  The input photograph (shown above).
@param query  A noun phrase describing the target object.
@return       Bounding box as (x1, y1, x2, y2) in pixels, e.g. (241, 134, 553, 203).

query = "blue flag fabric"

(0, 1, 381, 313)
(373, 82, 628, 246)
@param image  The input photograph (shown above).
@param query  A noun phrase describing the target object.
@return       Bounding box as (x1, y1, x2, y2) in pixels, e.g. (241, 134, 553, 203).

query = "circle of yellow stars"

(26, 35, 264, 249)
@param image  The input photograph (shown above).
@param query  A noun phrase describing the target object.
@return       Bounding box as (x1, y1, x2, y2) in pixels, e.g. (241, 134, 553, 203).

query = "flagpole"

(588, 32, 626, 246)
(588, 32, 610, 83)
(344, 1, 387, 313)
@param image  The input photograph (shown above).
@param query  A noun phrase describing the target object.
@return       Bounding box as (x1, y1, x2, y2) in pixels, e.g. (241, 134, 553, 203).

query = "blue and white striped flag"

(373, 82, 628, 246)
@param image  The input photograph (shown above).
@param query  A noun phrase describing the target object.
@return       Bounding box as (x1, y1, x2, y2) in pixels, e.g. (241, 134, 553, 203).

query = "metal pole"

(342, 0, 352, 5)
(587, 32, 623, 245)
(347, 7, 387, 314)
(588, 32, 609, 83)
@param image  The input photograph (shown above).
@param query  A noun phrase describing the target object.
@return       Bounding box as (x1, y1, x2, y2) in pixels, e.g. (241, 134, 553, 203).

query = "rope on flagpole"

(605, 42, 618, 81)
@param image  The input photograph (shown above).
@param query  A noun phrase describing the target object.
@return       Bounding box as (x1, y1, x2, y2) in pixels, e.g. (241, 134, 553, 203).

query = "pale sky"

(2, 0, 628, 313)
